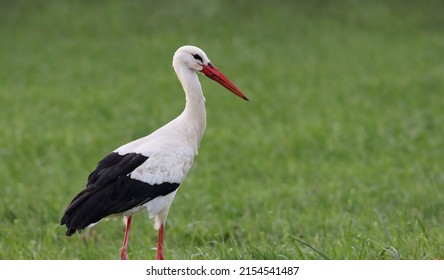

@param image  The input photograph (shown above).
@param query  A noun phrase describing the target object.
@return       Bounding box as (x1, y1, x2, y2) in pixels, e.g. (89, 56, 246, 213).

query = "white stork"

(61, 45, 248, 260)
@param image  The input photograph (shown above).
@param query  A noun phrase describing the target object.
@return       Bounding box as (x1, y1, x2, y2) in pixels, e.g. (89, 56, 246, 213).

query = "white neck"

(174, 64, 207, 152)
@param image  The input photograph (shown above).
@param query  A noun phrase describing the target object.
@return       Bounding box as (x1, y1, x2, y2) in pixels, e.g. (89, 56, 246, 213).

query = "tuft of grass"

(1, 0, 443, 259)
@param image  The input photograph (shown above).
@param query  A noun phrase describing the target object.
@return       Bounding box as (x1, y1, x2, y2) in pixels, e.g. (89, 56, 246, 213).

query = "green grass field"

(1, 0, 443, 260)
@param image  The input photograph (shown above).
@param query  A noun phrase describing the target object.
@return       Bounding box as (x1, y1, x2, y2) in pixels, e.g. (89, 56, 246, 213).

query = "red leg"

(156, 223, 165, 260)
(120, 216, 132, 260)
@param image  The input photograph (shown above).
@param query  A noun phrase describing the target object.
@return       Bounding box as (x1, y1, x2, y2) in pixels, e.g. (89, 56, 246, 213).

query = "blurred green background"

(0, 0, 443, 259)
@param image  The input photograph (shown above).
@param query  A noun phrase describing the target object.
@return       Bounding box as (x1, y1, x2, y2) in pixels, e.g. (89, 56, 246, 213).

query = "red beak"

(200, 63, 249, 101)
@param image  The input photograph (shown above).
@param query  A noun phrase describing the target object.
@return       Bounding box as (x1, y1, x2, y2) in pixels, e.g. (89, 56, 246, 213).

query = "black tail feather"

(60, 177, 180, 237)
(65, 227, 79, 236)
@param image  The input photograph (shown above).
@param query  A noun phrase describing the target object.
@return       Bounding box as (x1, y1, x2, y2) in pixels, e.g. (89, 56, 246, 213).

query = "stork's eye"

(192, 54, 203, 62)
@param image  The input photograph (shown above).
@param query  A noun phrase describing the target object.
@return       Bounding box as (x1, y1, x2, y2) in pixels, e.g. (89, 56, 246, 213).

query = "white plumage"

(61, 45, 248, 260)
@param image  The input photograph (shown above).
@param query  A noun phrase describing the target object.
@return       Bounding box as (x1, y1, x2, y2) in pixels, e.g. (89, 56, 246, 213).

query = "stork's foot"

(120, 247, 128, 260)
(120, 216, 132, 260)
(156, 223, 165, 260)
(156, 250, 164, 260)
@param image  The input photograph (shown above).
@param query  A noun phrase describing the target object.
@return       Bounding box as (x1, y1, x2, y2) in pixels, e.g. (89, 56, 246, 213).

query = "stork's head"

(173, 45, 210, 72)
(173, 45, 248, 101)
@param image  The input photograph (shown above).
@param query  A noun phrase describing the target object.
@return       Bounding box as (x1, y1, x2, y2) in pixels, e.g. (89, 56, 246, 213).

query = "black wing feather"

(61, 152, 180, 236)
